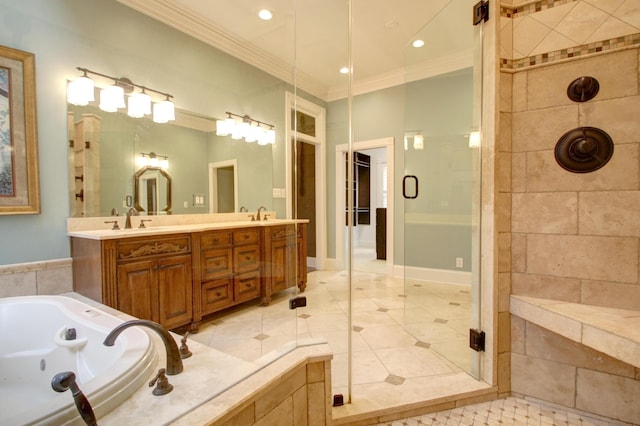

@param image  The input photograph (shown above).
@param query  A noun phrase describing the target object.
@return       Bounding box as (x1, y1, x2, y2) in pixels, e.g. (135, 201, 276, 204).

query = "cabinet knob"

(215, 291, 221, 297)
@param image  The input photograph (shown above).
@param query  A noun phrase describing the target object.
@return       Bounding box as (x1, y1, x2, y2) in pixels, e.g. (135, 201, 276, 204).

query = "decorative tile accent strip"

(500, 0, 577, 18)
(501, 33, 640, 70)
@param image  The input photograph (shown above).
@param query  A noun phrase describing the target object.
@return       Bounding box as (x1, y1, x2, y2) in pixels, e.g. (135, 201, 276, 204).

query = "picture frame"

(0, 45, 39, 215)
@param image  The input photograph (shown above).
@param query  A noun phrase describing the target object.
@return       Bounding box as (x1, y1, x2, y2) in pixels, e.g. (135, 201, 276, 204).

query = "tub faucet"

(103, 319, 183, 375)
(124, 207, 137, 229)
(257, 206, 266, 221)
(51, 371, 97, 426)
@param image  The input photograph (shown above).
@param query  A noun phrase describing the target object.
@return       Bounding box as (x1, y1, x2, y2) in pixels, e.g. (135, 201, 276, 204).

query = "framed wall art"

(0, 45, 39, 215)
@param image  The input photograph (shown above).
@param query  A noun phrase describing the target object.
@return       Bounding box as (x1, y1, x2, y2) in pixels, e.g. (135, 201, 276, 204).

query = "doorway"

(208, 160, 238, 213)
(295, 140, 317, 259)
(335, 137, 394, 275)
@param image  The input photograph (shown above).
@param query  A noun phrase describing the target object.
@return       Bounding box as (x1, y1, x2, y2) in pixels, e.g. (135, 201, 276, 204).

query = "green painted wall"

(0, 0, 321, 264)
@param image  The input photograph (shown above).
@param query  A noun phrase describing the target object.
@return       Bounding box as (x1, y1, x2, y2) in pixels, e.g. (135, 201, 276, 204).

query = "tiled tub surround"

(50, 293, 332, 426)
(0, 258, 73, 297)
(500, 0, 640, 421)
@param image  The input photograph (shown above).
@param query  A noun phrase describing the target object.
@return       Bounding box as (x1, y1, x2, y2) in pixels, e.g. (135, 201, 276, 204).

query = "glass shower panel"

(291, 0, 352, 403)
(402, 0, 482, 378)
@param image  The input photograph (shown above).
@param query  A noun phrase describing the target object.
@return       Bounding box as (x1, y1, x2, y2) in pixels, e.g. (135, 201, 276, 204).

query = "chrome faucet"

(257, 206, 266, 221)
(124, 207, 137, 229)
(103, 319, 184, 375)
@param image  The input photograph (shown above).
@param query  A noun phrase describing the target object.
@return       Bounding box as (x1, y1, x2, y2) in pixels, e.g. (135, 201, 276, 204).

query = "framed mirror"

(134, 166, 172, 214)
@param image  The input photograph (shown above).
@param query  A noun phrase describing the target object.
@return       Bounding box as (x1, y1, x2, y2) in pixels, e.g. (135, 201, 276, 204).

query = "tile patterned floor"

(189, 249, 627, 426)
(374, 396, 633, 426)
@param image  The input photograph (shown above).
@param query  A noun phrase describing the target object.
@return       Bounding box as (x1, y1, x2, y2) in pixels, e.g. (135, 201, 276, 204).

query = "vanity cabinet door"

(270, 236, 297, 294)
(117, 259, 159, 323)
(157, 254, 193, 330)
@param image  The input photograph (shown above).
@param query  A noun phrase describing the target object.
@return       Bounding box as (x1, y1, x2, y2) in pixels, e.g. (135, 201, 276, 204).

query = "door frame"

(335, 137, 394, 275)
(208, 159, 238, 213)
(285, 92, 327, 270)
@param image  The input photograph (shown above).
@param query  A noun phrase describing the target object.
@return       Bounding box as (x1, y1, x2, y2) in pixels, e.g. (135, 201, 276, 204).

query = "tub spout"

(51, 371, 97, 426)
(103, 319, 183, 375)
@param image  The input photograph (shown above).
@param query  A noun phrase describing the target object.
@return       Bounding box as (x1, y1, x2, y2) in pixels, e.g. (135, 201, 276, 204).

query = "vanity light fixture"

(67, 67, 175, 123)
(413, 134, 424, 150)
(138, 152, 169, 169)
(216, 112, 275, 145)
(468, 131, 481, 148)
(67, 69, 94, 106)
(404, 131, 424, 150)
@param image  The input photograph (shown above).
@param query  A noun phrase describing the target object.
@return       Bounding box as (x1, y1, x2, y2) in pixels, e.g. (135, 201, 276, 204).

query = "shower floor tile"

(374, 396, 633, 426)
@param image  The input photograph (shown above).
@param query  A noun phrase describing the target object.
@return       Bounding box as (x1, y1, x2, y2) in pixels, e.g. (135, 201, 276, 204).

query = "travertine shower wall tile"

(498, 112, 512, 153)
(526, 49, 638, 110)
(512, 192, 578, 234)
(525, 322, 636, 378)
(579, 191, 640, 237)
(580, 96, 640, 144)
(581, 280, 640, 310)
(500, 72, 513, 112)
(512, 105, 577, 152)
(511, 353, 576, 407)
(511, 233, 526, 273)
(526, 143, 639, 192)
(576, 368, 640, 423)
(526, 234, 638, 283)
(512, 272, 581, 302)
(511, 152, 526, 192)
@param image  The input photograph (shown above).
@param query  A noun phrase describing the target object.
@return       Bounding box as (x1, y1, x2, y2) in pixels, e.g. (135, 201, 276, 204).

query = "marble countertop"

(67, 215, 308, 240)
(65, 292, 330, 425)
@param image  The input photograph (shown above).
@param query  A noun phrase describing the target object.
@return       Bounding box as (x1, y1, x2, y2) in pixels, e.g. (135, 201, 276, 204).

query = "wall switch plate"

(456, 257, 464, 268)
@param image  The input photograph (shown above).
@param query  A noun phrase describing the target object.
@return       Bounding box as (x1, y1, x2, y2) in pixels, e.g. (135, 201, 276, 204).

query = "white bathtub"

(0, 295, 157, 425)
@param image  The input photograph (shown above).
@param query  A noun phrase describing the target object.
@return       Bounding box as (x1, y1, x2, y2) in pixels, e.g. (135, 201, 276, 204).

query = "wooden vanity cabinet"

(71, 222, 307, 331)
(71, 234, 193, 330)
(193, 227, 261, 327)
(262, 223, 307, 305)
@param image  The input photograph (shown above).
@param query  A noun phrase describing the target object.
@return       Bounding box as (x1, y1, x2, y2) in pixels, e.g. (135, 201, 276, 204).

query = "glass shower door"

(402, 0, 482, 379)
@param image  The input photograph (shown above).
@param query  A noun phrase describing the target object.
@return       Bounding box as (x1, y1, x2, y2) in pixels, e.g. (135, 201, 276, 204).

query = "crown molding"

(116, 0, 329, 100)
(117, 0, 473, 103)
(326, 49, 474, 102)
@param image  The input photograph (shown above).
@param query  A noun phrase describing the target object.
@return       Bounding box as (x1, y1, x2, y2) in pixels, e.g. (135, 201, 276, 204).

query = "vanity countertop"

(68, 216, 308, 240)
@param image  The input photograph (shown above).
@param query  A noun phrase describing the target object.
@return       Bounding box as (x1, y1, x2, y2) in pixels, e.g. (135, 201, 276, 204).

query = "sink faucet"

(257, 206, 266, 221)
(103, 319, 183, 375)
(124, 207, 137, 229)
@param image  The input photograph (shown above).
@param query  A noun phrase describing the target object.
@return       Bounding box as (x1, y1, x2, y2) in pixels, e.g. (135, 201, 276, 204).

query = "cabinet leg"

(261, 296, 271, 306)
(297, 282, 307, 292)
(189, 322, 201, 333)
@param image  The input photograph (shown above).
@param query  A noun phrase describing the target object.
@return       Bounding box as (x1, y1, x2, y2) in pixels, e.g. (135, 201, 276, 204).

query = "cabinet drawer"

(233, 228, 260, 245)
(201, 279, 232, 315)
(201, 231, 232, 249)
(201, 248, 233, 280)
(117, 235, 191, 261)
(234, 271, 260, 303)
(234, 244, 260, 273)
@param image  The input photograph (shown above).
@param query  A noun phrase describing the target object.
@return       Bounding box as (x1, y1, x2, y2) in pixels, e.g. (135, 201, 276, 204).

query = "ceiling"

(116, 0, 475, 101)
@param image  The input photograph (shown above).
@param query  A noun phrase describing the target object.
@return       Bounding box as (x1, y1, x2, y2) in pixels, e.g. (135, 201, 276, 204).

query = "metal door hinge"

(469, 328, 486, 352)
(473, 0, 489, 25)
(289, 296, 307, 309)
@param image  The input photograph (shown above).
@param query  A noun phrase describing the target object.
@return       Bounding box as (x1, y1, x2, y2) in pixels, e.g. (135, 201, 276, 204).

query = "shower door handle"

(402, 175, 418, 199)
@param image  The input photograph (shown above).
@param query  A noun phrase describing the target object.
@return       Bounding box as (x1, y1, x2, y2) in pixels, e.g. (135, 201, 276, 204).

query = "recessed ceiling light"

(412, 39, 425, 48)
(258, 9, 273, 20)
(339, 67, 349, 74)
